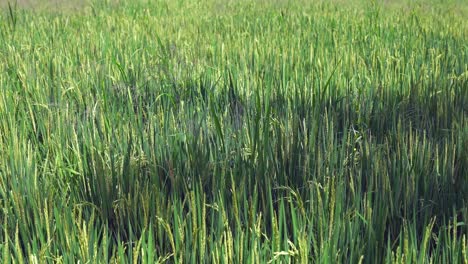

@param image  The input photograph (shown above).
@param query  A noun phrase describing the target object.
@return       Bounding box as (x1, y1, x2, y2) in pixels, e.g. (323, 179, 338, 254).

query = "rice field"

(0, 0, 467, 263)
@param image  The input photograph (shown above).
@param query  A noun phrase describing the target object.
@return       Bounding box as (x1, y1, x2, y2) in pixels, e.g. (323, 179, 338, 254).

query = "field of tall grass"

(0, 0, 467, 262)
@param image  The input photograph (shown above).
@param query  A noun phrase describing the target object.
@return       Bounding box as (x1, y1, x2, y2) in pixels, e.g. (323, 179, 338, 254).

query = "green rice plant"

(0, 0, 466, 262)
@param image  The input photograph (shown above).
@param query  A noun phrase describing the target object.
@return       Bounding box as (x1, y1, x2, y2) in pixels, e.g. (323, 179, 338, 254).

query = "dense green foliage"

(0, 0, 467, 262)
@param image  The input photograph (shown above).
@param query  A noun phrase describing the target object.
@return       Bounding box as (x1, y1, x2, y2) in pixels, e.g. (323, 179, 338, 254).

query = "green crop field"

(0, 0, 467, 263)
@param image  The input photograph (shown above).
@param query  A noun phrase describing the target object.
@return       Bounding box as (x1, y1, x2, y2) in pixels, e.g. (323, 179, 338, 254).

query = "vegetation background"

(0, 0, 467, 263)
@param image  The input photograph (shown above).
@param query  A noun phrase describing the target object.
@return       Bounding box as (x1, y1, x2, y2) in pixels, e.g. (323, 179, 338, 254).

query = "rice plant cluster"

(0, 0, 467, 262)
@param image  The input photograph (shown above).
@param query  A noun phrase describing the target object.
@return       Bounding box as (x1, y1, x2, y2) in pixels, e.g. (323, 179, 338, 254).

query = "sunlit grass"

(0, 0, 467, 262)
